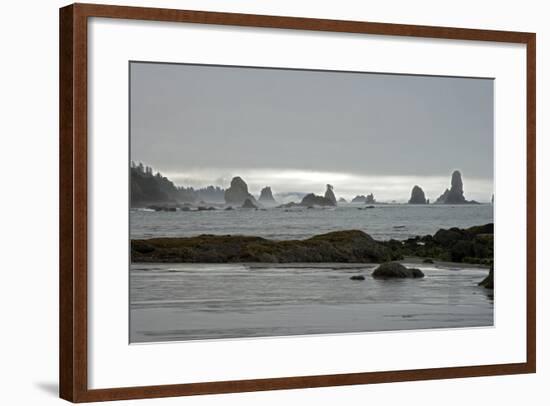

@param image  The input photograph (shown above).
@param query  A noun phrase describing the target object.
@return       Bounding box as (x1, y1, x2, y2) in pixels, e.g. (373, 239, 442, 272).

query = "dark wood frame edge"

(59, 3, 536, 403)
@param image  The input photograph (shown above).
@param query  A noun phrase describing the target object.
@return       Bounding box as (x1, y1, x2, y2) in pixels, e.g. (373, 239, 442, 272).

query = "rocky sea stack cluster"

(131, 162, 491, 208)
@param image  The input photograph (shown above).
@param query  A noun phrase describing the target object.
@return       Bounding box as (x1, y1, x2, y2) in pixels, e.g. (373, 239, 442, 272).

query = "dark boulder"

(371, 262, 425, 279)
(466, 223, 494, 236)
(433, 227, 466, 246)
(450, 240, 475, 262)
(350, 275, 366, 281)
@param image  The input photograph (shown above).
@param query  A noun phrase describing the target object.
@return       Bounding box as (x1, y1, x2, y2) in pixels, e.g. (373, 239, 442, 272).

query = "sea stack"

(258, 186, 277, 206)
(224, 176, 257, 205)
(408, 185, 427, 204)
(365, 193, 376, 204)
(300, 193, 335, 207)
(435, 170, 478, 204)
(324, 184, 337, 205)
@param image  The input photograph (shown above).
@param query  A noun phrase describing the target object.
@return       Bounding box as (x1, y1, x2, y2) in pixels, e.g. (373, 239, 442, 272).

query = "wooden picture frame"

(60, 3, 536, 402)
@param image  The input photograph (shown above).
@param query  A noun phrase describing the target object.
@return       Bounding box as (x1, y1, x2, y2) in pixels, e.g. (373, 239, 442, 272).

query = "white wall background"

(0, 0, 546, 404)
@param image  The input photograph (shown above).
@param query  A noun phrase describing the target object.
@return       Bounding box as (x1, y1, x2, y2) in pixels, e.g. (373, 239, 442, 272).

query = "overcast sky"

(130, 62, 494, 202)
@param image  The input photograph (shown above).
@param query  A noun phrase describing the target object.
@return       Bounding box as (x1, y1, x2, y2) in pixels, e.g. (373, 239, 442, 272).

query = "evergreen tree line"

(130, 162, 224, 206)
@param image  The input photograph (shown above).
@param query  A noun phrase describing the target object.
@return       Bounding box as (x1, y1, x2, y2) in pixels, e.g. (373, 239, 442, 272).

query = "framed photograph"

(59, 3, 536, 402)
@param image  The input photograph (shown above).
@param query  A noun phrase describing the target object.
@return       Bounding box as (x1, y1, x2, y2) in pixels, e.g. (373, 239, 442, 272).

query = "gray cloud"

(130, 62, 493, 201)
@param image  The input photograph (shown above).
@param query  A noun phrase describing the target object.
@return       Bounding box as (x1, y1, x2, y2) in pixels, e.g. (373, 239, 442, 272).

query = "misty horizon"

(130, 62, 494, 202)
(132, 163, 492, 203)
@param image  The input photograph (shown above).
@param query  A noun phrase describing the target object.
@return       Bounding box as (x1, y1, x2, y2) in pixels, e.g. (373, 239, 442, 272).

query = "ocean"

(130, 204, 494, 343)
(130, 203, 494, 241)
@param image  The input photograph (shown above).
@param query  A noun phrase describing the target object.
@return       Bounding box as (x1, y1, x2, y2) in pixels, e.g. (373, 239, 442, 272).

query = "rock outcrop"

(300, 193, 335, 207)
(324, 184, 337, 205)
(371, 262, 424, 279)
(224, 176, 256, 205)
(365, 193, 376, 204)
(381, 223, 494, 265)
(435, 170, 478, 204)
(132, 223, 493, 265)
(408, 185, 427, 204)
(351, 193, 375, 203)
(132, 230, 392, 263)
(258, 186, 277, 205)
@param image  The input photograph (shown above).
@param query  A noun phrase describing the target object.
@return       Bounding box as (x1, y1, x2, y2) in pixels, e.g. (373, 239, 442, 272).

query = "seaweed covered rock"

(381, 223, 494, 265)
(371, 262, 424, 279)
(131, 230, 391, 263)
